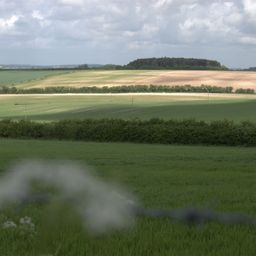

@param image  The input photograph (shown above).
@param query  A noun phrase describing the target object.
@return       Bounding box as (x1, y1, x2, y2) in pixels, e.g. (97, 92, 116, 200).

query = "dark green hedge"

(0, 85, 255, 94)
(235, 88, 255, 94)
(1, 85, 255, 94)
(0, 119, 255, 146)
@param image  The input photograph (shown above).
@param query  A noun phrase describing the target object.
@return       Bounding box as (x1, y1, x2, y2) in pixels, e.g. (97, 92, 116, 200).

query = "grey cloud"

(0, 0, 255, 67)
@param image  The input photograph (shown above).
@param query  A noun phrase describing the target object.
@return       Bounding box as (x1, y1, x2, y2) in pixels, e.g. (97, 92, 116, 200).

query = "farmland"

(0, 70, 72, 87)
(1, 70, 256, 90)
(0, 139, 255, 256)
(0, 93, 255, 122)
(1, 0, 256, 254)
(0, 69, 256, 256)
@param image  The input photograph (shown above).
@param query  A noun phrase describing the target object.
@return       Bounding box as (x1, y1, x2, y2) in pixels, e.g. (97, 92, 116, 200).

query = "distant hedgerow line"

(0, 85, 255, 94)
(0, 119, 255, 146)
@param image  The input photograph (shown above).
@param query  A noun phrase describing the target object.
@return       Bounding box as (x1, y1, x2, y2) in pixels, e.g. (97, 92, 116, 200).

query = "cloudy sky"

(0, 0, 256, 68)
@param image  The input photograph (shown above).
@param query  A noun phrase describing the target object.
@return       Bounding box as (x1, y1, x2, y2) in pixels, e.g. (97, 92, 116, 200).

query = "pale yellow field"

(20, 70, 256, 89)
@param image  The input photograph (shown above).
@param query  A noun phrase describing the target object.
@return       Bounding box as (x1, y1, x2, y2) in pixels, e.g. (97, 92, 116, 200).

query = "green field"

(0, 94, 255, 122)
(0, 139, 255, 255)
(0, 70, 72, 86)
(1, 70, 256, 255)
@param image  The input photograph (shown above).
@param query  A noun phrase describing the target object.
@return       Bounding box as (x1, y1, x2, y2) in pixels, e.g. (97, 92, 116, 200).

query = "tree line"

(0, 119, 255, 146)
(125, 57, 227, 70)
(0, 85, 254, 94)
(0, 57, 228, 71)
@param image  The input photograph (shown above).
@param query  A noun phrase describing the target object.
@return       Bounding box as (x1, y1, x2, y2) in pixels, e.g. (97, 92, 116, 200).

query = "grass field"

(1, 70, 256, 256)
(0, 94, 255, 122)
(0, 70, 72, 86)
(0, 139, 255, 255)
(10, 70, 256, 89)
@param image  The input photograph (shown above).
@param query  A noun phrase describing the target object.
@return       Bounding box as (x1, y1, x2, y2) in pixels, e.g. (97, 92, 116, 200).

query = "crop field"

(1, 70, 256, 256)
(0, 70, 72, 87)
(0, 139, 255, 256)
(0, 93, 255, 122)
(10, 70, 256, 89)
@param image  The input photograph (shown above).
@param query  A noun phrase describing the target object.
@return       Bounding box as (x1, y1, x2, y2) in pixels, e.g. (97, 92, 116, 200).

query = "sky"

(0, 0, 256, 68)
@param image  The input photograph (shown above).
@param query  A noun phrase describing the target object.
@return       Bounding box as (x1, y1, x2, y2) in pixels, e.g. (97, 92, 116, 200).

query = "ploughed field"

(1, 70, 256, 89)
(0, 94, 255, 122)
(0, 139, 256, 256)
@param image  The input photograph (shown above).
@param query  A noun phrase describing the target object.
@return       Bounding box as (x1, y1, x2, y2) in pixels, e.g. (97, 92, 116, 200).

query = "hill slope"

(10, 70, 256, 90)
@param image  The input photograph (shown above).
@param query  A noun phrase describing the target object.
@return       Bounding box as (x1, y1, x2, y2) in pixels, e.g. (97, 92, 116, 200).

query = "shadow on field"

(5, 100, 256, 122)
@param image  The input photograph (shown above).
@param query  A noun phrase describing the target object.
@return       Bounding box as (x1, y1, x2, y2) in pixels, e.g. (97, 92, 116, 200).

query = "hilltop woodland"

(0, 57, 228, 71)
(124, 57, 227, 70)
(96, 57, 228, 70)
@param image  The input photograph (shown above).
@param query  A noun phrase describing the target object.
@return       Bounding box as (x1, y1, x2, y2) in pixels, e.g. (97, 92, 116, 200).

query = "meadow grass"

(0, 70, 72, 86)
(0, 94, 256, 122)
(0, 139, 255, 255)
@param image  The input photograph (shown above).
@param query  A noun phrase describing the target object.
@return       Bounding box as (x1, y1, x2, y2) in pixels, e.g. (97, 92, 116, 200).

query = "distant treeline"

(0, 57, 228, 71)
(0, 85, 255, 94)
(96, 58, 228, 70)
(125, 57, 227, 70)
(247, 67, 256, 71)
(0, 64, 90, 71)
(0, 119, 255, 146)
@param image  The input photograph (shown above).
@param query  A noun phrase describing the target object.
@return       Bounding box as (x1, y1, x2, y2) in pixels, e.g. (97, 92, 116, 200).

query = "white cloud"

(0, 0, 255, 67)
(154, 0, 174, 9)
(240, 36, 256, 45)
(32, 10, 44, 20)
(0, 15, 20, 30)
(179, 1, 242, 43)
(58, 0, 84, 6)
(243, 0, 256, 19)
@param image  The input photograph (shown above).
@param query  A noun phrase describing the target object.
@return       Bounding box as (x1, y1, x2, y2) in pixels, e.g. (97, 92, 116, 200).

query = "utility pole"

(14, 103, 28, 120)
(24, 103, 27, 121)
(203, 86, 210, 103)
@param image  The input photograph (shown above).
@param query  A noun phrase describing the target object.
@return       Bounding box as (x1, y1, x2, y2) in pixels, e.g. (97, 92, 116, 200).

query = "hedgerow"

(0, 119, 255, 146)
(0, 85, 255, 94)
